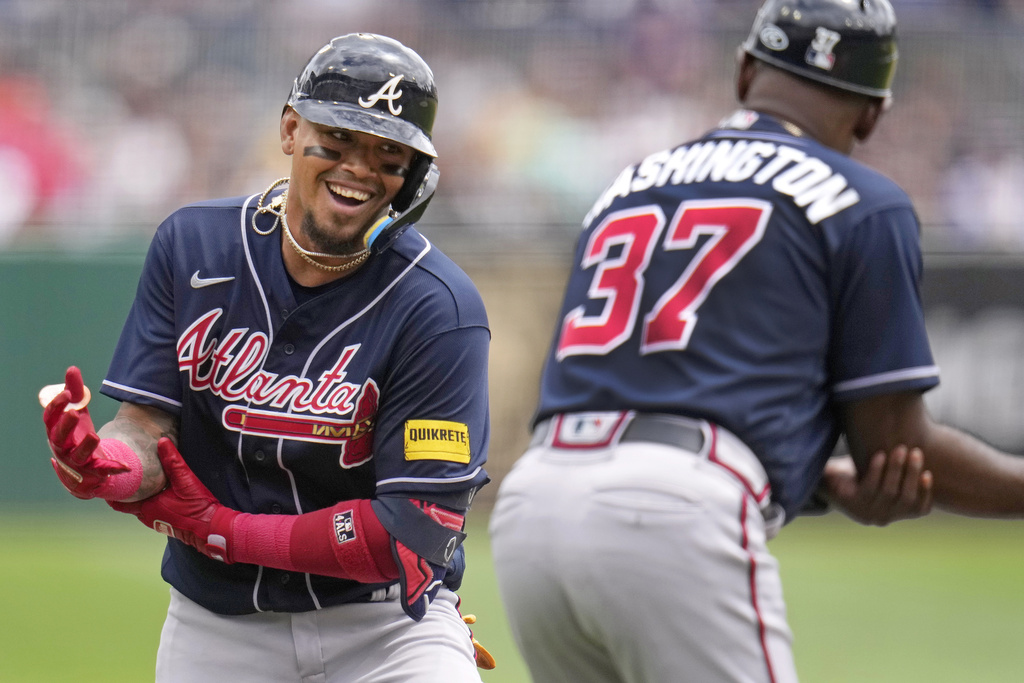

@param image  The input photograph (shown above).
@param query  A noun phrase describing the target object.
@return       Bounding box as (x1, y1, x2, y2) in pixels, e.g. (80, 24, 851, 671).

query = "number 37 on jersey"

(556, 198, 772, 359)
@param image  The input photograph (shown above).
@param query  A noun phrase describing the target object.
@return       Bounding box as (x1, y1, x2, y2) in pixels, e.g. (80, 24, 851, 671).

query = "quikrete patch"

(404, 420, 471, 463)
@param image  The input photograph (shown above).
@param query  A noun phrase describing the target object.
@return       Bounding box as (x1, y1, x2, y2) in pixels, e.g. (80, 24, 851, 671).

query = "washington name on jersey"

(583, 110, 860, 229)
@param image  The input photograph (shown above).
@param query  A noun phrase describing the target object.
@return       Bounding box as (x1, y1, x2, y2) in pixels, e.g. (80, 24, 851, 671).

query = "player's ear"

(280, 107, 299, 155)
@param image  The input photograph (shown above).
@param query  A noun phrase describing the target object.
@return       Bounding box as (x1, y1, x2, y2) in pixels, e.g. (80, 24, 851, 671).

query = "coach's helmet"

(742, 0, 898, 98)
(286, 33, 438, 216)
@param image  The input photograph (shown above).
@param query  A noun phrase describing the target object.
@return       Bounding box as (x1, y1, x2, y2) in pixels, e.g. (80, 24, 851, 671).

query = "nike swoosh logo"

(190, 271, 235, 289)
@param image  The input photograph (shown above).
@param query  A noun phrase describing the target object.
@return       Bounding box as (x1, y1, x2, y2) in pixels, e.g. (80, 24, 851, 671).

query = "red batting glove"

(43, 366, 130, 499)
(109, 438, 238, 563)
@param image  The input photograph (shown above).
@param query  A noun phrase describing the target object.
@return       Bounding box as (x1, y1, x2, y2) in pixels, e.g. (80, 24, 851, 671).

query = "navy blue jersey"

(102, 190, 490, 614)
(535, 110, 938, 521)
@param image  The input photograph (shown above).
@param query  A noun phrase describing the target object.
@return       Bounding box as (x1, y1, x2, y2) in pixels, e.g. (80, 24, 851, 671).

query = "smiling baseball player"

(41, 33, 493, 682)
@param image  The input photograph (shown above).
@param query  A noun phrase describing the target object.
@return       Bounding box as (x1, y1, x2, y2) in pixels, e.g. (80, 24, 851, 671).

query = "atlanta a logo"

(358, 75, 405, 115)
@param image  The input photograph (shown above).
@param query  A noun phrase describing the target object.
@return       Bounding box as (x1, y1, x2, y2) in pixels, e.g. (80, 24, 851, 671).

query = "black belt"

(531, 412, 706, 453)
(531, 411, 783, 537)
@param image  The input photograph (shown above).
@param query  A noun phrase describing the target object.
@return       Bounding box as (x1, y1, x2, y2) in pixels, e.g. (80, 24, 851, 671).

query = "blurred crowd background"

(4, 0, 1024, 509)
(1, 0, 1022, 256)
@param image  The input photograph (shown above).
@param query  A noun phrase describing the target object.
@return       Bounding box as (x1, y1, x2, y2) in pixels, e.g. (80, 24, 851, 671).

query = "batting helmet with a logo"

(742, 0, 898, 98)
(286, 33, 438, 213)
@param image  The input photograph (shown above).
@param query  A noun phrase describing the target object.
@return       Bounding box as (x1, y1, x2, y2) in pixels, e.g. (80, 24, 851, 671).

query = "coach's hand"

(110, 438, 238, 562)
(43, 366, 130, 499)
(824, 445, 933, 526)
(463, 614, 497, 670)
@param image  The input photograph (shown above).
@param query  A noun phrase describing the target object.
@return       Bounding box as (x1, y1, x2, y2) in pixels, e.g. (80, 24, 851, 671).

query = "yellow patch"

(404, 420, 471, 463)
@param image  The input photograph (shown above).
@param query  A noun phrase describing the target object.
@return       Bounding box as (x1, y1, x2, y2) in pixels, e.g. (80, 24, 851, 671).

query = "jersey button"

(280, 573, 291, 584)
(281, 309, 289, 319)
(254, 450, 265, 462)
(271, 504, 282, 514)
(284, 344, 295, 355)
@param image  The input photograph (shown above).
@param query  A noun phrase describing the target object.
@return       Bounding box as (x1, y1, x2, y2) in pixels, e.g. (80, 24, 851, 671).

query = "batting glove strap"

(205, 506, 239, 563)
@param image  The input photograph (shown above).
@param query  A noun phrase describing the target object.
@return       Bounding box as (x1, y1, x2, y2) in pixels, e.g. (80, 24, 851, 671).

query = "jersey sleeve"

(372, 323, 491, 499)
(827, 205, 940, 403)
(100, 220, 184, 413)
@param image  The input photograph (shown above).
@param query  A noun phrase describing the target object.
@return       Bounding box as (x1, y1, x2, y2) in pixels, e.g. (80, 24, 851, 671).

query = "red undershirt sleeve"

(228, 499, 399, 584)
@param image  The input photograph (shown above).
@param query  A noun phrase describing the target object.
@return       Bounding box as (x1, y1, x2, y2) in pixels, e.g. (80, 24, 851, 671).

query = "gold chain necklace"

(282, 214, 370, 273)
(251, 177, 371, 273)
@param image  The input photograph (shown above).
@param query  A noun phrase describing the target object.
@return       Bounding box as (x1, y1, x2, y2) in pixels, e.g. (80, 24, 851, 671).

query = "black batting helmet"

(287, 33, 438, 212)
(742, 0, 898, 98)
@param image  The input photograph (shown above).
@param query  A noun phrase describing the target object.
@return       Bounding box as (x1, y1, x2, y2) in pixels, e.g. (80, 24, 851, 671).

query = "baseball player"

(41, 33, 494, 682)
(489, 1, 1024, 681)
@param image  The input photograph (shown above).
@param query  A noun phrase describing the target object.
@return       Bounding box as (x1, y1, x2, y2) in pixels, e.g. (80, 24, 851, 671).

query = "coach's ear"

(853, 97, 887, 143)
(735, 50, 758, 103)
(280, 107, 299, 156)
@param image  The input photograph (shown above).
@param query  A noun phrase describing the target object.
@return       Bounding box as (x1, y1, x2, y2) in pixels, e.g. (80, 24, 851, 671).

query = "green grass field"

(2, 508, 1024, 682)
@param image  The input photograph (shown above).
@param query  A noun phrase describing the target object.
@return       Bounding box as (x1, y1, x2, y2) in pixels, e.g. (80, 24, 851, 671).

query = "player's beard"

(300, 212, 368, 257)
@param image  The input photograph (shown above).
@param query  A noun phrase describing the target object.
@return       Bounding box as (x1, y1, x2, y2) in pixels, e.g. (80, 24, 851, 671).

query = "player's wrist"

(92, 438, 145, 501)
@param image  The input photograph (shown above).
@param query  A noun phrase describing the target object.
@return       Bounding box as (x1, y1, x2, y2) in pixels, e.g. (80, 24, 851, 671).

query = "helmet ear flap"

(366, 160, 440, 254)
(392, 153, 434, 213)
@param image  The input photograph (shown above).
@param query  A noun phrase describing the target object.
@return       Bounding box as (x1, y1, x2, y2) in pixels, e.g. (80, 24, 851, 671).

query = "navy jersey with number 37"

(101, 189, 490, 615)
(535, 111, 938, 520)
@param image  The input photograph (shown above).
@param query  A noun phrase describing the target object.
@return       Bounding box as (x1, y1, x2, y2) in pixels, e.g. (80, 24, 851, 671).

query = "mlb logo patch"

(553, 411, 627, 448)
(333, 511, 356, 544)
(806, 27, 840, 71)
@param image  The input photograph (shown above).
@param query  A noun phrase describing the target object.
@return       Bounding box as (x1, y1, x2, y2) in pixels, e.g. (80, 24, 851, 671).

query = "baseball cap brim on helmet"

(291, 99, 437, 158)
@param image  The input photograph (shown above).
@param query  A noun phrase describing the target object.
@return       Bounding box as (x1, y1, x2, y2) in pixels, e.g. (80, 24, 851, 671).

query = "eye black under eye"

(381, 164, 409, 178)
